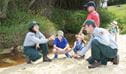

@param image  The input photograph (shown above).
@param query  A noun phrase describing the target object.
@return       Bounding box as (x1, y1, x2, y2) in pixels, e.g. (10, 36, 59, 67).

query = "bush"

(0, 8, 115, 50)
(98, 9, 116, 28)
(49, 8, 87, 34)
(0, 10, 57, 49)
(49, 8, 115, 33)
(108, 0, 126, 6)
(116, 16, 126, 34)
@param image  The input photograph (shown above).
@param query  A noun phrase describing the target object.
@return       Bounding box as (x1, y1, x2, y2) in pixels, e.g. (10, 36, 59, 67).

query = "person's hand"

(36, 43, 40, 48)
(48, 35, 55, 40)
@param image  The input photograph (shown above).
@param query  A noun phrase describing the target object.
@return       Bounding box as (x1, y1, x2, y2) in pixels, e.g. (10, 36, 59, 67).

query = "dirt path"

(0, 35, 126, 74)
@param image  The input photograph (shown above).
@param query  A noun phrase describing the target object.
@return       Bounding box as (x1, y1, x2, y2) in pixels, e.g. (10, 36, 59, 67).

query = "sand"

(0, 35, 126, 74)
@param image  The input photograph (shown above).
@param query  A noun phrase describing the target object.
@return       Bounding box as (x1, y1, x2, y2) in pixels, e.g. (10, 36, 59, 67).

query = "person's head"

(57, 30, 64, 40)
(85, 1, 96, 13)
(75, 34, 84, 41)
(111, 20, 118, 26)
(84, 20, 96, 33)
(29, 21, 40, 33)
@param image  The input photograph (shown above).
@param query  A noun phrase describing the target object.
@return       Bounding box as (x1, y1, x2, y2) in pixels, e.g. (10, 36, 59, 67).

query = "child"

(84, 1, 100, 27)
(72, 33, 85, 59)
(53, 30, 71, 59)
(109, 21, 119, 41)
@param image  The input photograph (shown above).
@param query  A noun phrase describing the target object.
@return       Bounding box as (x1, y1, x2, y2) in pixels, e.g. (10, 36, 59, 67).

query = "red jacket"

(87, 11, 100, 27)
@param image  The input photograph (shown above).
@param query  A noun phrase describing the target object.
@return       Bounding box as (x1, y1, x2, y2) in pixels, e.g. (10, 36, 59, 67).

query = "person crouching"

(23, 21, 55, 64)
(72, 34, 85, 59)
(53, 30, 71, 59)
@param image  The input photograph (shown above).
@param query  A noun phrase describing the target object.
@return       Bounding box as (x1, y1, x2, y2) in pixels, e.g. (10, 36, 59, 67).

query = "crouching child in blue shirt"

(53, 30, 71, 59)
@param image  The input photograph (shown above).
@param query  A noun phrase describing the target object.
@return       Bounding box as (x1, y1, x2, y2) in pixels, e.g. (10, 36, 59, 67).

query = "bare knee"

(66, 47, 72, 52)
(53, 49, 57, 53)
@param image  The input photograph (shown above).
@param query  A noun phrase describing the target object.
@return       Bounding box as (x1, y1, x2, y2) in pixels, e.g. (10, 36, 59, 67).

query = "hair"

(85, 20, 96, 28)
(86, 23, 96, 28)
(57, 30, 64, 37)
(86, 1, 96, 10)
(29, 23, 39, 33)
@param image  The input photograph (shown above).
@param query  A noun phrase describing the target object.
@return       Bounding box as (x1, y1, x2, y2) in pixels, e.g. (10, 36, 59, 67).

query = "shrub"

(116, 16, 126, 34)
(50, 8, 115, 33)
(0, 10, 57, 50)
(98, 8, 116, 28)
(50, 8, 87, 34)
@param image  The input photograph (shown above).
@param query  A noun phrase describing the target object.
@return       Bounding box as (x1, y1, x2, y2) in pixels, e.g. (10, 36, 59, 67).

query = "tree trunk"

(28, 0, 36, 9)
(0, 0, 10, 19)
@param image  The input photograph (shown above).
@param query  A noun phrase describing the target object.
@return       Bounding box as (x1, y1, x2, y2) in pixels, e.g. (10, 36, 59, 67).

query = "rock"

(2, 58, 17, 64)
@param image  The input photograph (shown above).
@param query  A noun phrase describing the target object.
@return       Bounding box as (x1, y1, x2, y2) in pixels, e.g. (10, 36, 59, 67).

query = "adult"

(78, 20, 119, 69)
(23, 21, 55, 64)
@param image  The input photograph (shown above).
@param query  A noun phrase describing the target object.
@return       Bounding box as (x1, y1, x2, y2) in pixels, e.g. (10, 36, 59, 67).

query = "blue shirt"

(74, 41, 85, 51)
(53, 37, 68, 49)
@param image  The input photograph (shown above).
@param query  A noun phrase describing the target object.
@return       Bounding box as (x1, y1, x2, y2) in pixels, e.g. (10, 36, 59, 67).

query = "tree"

(0, 0, 10, 19)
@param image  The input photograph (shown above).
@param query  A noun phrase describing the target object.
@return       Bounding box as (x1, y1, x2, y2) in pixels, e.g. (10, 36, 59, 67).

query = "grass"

(108, 4, 126, 34)
(108, 4, 126, 19)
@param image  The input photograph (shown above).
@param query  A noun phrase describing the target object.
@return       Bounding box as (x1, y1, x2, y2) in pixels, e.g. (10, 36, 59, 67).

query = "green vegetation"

(108, 4, 126, 34)
(0, 8, 115, 50)
(0, 10, 57, 49)
(0, 0, 119, 52)
(49, 8, 87, 33)
(108, 0, 126, 5)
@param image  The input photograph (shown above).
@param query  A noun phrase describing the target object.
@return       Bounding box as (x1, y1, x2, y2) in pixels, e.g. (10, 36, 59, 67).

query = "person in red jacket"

(85, 1, 100, 27)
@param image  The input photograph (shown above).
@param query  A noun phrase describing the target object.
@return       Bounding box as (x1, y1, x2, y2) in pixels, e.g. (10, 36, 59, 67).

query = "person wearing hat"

(23, 21, 55, 64)
(84, 1, 100, 27)
(77, 20, 119, 69)
(72, 33, 85, 59)
(109, 21, 119, 41)
(53, 30, 71, 59)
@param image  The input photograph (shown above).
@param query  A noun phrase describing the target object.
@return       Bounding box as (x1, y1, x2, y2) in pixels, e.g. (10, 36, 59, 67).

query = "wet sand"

(0, 35, 126, 74)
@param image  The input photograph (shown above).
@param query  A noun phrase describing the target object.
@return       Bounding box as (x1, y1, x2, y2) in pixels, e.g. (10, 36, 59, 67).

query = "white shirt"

(78, 27, 118, 56)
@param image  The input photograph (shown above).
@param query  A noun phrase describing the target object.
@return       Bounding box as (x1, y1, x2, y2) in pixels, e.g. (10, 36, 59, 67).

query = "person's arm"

(29, 33, 49, 44)
(86, 13, 92, 20)
(81, 42, 85, 48)
(64, 44, 70, 50)
(77, 36, 93, 56)
(63, 38, 70, 50)
(72, 41, 76, 50)
(38, 32, 55, 41)
(53, 45, 62, 50)
(36, 32, 46, 39)
(36, 43, 40, 48)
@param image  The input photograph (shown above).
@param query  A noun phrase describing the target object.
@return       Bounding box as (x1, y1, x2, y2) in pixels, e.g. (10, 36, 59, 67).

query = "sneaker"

(88, 61, 101, 69)
(86, 57, 95, 64)
(65, 53, 71, 58)
(79, 55, 85, 59)
(112, 55, 119, 65)
(32, 57, 43, 64)
(43, 57, 52, 62)
(27, 59, 32, 64)
(53, 54, 58, 59)
(26, 57, 32, 64)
